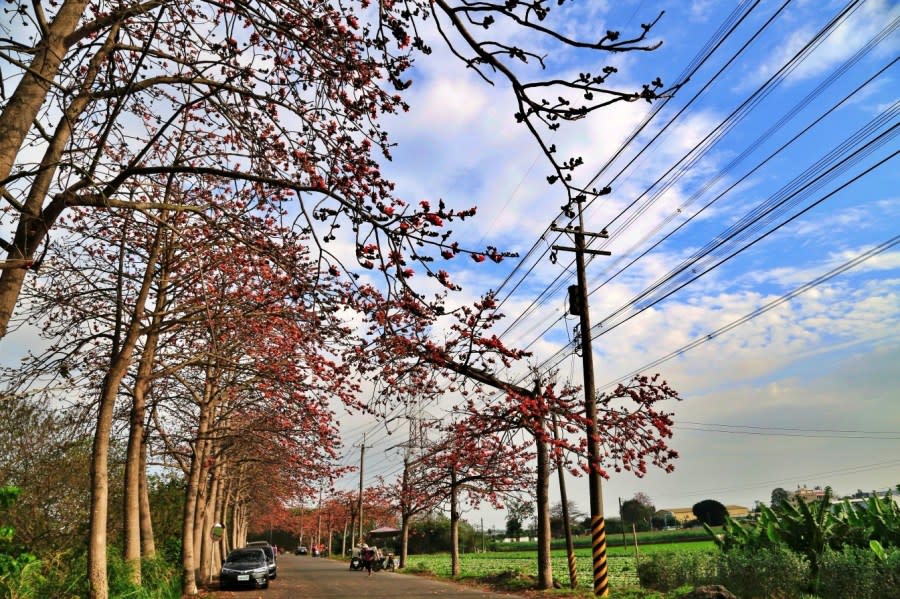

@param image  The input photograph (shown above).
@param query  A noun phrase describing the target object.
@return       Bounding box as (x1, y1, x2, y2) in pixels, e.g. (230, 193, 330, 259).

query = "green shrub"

(818, 547, 900, 599)
(636, 551, 717, 591)
(716, 546, 808, 599)
(0, 548, 180, 599)
(819, 546, 878, 598)
(4, 550, 88, 599)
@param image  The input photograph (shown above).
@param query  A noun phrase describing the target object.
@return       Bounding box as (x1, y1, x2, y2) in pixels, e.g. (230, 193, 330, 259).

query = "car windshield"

(225, 550, 264, 565)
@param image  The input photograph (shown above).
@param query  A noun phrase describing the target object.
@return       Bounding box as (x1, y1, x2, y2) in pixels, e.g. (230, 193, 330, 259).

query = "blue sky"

(336, 0, 900, 528)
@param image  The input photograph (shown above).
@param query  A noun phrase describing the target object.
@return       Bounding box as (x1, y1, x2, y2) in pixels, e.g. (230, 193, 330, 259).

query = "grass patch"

(402, 540, 715, 597)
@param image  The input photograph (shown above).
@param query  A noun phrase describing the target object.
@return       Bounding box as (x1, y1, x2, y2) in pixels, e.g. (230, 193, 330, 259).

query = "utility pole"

(552, 413, 578, 589)
(316, 484, 323, 549)
(551, 190, 611, 597)
(357, 432, 366, 547)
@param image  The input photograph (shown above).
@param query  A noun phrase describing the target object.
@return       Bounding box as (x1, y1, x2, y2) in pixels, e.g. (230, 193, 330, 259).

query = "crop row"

(406, 553, 640, 588)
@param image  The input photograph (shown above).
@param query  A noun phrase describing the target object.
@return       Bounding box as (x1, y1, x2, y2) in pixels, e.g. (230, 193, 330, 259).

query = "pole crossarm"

(552, 245, 612, 256)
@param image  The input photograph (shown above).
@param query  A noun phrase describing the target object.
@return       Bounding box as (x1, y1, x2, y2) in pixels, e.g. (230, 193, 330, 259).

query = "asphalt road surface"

(210, 554, 519, 599)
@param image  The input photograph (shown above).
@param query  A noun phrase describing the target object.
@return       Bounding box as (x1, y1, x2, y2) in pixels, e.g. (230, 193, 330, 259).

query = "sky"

(332, 0, 900, 531)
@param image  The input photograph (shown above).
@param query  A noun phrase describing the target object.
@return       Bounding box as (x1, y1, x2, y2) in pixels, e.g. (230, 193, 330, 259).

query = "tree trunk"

(138, 437, 156, 558)
(88, 219, 163, 599)
(180, 441, 201, 596)
(199, 471, 221, 585)
(126, 230, 168, 572)
(450, 467, 460, 577)
(535, 431, 553, 589)
(191, 442, 212, 581)
(123, 296, 165, 582)
(0, 8, 115, 338)
(123, 385, 145, 585)
(180, 374, 217, 596)
(400, 514, 410, 568)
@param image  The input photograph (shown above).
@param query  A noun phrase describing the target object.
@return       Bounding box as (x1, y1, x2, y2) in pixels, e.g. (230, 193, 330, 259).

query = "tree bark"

(535, 431, 553, 590)
(400, 514, 410, 568)
(88, 217, 163, 599)
(450, 466, 460, 577)
(138, 436, 156, 558)
(180, 372, 217, 596)
(123, 259, 167, 582)
(0, 0, 90, 182)
(199, 470, 221, 585)
(0, 12, 116, 338)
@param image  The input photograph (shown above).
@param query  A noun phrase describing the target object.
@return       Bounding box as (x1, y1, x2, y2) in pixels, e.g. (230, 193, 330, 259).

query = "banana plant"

(835, 488, 900, 549)
(764, 489, 841, 591)
(705, 507, 774, 552)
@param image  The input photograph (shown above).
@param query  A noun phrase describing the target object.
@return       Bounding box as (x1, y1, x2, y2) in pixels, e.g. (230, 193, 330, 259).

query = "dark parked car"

(220, 547, 269, 590)
(295, 545, 308, 555)
(246, 541, 277, 579)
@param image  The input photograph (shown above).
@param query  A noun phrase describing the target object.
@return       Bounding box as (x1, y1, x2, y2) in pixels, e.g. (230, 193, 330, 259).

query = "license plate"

(237, 574, 249, 581)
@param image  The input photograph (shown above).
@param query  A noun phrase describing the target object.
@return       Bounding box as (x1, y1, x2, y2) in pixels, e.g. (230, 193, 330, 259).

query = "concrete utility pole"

(552, 413, 578, 589)
(551, 191, 611, 596)
(357, 433, 366, 546)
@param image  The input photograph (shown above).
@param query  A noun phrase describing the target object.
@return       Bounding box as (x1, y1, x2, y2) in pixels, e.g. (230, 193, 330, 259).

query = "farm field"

(404, 540, 716, 592)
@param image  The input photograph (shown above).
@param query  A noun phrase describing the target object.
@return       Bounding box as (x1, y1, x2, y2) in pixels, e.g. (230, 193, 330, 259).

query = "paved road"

(210, 554, 519, 599)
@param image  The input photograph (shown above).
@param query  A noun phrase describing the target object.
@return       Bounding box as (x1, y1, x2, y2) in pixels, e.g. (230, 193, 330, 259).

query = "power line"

(491, 0, 767, 332)
(681, 421, 900, 435)
(594, 232, 900, 388)
(536, 131, 898, 378)
(675, 425, 900, 440)
(496, 0, 883, 353)
(590, 134, 898, 340)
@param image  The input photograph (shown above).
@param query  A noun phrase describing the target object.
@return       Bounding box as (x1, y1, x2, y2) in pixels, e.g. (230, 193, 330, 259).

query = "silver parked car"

(246, 540, 277, 579)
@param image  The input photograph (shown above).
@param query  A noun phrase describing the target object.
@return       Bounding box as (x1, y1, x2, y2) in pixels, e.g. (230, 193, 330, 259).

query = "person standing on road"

(362, 544, 376, 576)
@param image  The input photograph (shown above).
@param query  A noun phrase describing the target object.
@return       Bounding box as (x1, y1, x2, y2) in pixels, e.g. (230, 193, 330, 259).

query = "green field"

(404, 540, 716, 592)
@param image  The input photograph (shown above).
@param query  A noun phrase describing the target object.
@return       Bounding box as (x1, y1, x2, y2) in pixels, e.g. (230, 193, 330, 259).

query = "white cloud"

(749, 0, 900, 88)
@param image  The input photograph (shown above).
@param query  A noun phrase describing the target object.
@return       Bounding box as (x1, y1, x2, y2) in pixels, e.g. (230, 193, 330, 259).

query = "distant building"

(791, 485, 827, 504)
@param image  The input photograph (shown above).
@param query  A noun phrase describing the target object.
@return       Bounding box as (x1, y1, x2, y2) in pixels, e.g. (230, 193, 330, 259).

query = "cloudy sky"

(335, 0, 900, 528)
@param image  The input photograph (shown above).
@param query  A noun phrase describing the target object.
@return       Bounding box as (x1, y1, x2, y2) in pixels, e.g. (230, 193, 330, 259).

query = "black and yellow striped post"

(591, 515, 610, 595)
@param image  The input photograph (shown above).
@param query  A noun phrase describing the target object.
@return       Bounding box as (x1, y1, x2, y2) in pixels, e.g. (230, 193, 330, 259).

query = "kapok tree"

(350, 284, 680, 588)
(0, 0, 671, 344)
(155, 259, 356, 592)
(425, 422, 535, 577)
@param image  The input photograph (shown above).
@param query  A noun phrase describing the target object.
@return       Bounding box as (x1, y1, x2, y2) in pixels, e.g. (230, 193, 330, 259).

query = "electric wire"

(597, 0, 865, 234)
(592, 147, 899, 337)
(514, 54, 897, 359)
(590, 55, 898, 294)
(496, 0, 861, 347)
(674, 426, 900, 440)
(594, 233, 900, 389)
(536, 139, 898, 375)
(682, 422, 900, 435)
(658, 459, 900, 501)
(591, 116, 899, 337)
(491, 0, 766, 335)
